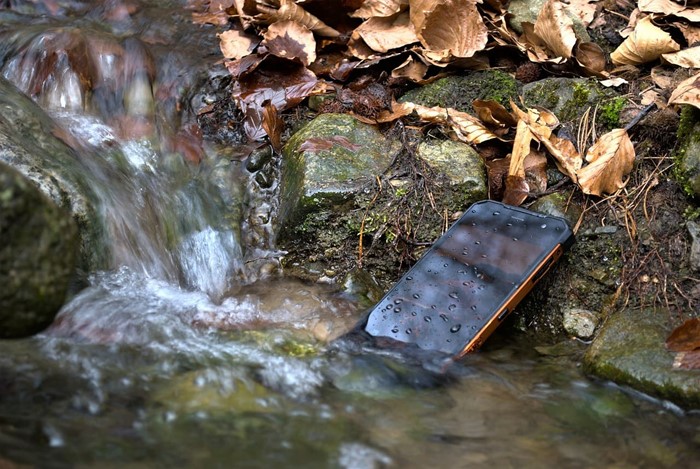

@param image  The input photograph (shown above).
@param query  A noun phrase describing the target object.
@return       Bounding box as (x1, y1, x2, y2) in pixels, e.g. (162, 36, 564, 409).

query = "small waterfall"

(0, 19, 250, 300)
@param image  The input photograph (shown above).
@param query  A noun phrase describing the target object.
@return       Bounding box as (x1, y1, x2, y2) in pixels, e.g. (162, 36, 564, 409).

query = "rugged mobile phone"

(362, 200, 575, 359)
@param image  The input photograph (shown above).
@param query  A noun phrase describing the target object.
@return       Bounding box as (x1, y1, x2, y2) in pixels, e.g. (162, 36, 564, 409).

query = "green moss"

(399, 71, 520, 110)
(599, 97, 626, 129)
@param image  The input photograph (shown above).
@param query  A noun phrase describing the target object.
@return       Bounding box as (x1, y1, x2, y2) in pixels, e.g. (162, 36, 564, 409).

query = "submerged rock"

(584, 308, 700, 408)
(0, 162, 78, 337)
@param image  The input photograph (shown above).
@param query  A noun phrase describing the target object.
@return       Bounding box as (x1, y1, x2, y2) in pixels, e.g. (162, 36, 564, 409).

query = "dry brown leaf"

(566, 0, 600, 28)
(669, 71, 700, 109)
(219, 29, 259, 60)
(510, 120, 533, 179)
(414, 0, 488, 59)
(677, 23, 700, 47)
(575, 41, 607, 74)
(355, 12, 419, 53)
(541, 134, 582, 183)
(256, 0, 341, 37)
(577, 129, 635, 196)
(663, 46, 700, 69)
(263, 20, 317, 66)
(638, 0, 700, 23)
(502, 174, 529, 206)
(472, 99, 518, 128)
(391, 54, 429, 82)
(350, 0, 407, 18)
(534, 0, 577, 60)
(611, 16, 681, 66)
(666, 317, 700, 352)
(672, 350, 700, 370)
(404, 102, 502, 144)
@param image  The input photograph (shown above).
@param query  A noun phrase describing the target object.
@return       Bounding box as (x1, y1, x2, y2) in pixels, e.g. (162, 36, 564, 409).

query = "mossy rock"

(416, 139, 487, 204)
(399, 70, 521, 111)
(0, 162, 78, 337)
(584, 308, 700, 408)
(278, 113, 399, 232)
(674, 105, 700, 199)
(523, 78, 623, 129)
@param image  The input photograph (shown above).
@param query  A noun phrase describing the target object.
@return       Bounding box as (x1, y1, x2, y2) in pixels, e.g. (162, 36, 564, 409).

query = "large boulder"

(0, 162, 78, 337)
(0, 77, 106, 272)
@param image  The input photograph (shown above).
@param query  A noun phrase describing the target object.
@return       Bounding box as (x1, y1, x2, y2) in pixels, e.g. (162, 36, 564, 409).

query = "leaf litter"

(189, 0, 700, 360)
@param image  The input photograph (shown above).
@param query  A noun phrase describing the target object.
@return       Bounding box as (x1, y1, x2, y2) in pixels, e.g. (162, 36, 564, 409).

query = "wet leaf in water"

(299, 136, 362, 152)
(577, 129, 635, 196)
(263, 20, 317, 66)
(666, 317, 700, 352)
(611, 16, 680, 66)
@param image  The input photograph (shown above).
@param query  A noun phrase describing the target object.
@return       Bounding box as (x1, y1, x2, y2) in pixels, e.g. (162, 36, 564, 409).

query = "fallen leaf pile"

(666, 317, 700, 370)
(187, 0, 700, 202)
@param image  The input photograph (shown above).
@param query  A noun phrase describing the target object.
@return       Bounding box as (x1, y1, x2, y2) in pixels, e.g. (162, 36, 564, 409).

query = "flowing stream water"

(1, 1, 699, 467)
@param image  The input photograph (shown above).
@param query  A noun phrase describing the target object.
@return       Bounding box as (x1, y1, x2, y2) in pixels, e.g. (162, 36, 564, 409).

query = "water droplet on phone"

(470, 305, 477, 311)
(424, 316, 432, 322)
(394, 299, 403, 304)
(411, 311, 417, 316)
(474, 241, 480, 245)
(540, 224, 547, 229)
(450, 324, 462, 333)
(512, 237, 518, 241)
(405, 328, 412, 335)
(440, 313, 448, 321)
(406, 276, 413, 280)
(393, 307, 401, 313)
(413, 293, 421, 299)
(448, 292, 458, 299)
(448, 304, 457, 311)
(431, 305, 437, 310)
(391, 327, 399, 333)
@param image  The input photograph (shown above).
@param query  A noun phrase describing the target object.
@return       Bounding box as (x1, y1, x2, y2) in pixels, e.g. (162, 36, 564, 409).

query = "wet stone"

(0, 162, 78, 337)
(562, 308, 599, 340)
(688, 221, 700, 272)
(584, 307, 700, 408)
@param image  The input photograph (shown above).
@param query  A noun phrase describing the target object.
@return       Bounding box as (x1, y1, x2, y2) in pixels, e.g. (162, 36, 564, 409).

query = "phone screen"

(363, 201, 574, 356)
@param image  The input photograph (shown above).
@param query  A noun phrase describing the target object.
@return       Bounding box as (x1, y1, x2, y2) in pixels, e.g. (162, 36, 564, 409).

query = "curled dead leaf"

(414, 0, 488, 59)
(256, 0, 341, 37)
(219, 29, 259, 60)
(663, 46, 700, 69)
(541, 134, 582, 183)
(534, 0, 577, 60)
(263, 20, 317, 66)
(350, 0, 407, 18)
(261, 101, 283, 151)
(611, 16, 680, 66)
(398, 102, 503, 144)
(576, 129, 635, 196)
(502, 174, 529, 206)
(669, 71, 700, 109)
(574, 41, 607, 74)
(355, 12, 419, 53)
